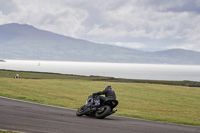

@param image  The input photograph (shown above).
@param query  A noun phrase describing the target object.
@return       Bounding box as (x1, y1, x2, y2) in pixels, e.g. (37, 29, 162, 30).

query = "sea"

(0, 59, 200, 82)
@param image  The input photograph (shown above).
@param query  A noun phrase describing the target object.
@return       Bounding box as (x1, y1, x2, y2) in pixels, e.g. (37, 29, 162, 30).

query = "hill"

(0, 23, 200, 65)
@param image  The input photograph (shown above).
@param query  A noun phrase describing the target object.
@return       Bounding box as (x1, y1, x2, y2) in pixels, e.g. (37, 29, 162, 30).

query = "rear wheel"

(76, 105, 86, 116)
(95, 105, 111, 119)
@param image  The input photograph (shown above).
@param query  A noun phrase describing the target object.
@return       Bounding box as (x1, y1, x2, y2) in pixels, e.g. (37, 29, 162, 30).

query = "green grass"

(0, 131, 18, 133)
(0, 70, 200, 126)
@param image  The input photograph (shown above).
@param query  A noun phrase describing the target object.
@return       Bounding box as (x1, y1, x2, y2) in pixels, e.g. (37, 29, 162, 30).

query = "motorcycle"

(76, 95, 118, 119)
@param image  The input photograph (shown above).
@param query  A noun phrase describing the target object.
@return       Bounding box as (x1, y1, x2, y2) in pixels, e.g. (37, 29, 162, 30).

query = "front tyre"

(76, 105, 86, 116)
(95, 105, 111, 119)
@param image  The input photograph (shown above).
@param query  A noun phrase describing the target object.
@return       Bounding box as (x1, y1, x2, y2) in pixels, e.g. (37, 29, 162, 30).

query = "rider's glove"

(92, 93, 97, 97)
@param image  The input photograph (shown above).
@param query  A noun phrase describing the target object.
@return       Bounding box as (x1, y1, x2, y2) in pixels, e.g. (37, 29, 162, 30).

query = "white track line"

(0, 96, 76, 111)
(0, 96, 199, 128)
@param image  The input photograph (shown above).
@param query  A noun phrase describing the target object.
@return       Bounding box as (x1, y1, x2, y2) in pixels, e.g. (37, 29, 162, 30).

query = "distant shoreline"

(2, 59, 200, 66)
(3, 59, 200, 67)
(1, 69, 200, 87)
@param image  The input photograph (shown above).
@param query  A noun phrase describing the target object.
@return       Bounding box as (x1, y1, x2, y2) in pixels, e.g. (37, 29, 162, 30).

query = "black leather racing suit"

(93, 88, 116, 103)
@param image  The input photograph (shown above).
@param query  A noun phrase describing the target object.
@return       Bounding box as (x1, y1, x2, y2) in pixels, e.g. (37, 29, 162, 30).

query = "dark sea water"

(1, 60, 200, 81)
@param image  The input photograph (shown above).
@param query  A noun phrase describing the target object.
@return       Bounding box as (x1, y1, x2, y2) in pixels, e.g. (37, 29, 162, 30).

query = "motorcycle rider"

(76, 85, 118, 118)
(92, 86, 116, 104)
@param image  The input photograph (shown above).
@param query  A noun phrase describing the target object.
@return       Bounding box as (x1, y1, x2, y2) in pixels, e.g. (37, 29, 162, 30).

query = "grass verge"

(0, 70, 200, 126)
(0, 130, 18, 133)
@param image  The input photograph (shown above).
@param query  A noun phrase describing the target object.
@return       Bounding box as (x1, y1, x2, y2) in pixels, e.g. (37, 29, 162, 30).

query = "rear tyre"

(76, 105, 86, 116)
(95, 105, 111, 119)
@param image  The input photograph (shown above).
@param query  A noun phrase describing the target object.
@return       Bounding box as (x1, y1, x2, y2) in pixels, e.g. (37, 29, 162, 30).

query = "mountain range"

(0, 23, 200, 65)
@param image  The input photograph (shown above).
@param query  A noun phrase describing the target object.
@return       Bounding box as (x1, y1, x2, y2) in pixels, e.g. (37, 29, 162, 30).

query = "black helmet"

(105, 86, 112, 90)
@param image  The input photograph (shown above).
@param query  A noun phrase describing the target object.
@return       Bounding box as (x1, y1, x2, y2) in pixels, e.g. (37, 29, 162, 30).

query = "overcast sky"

(0, 0, 200, 52)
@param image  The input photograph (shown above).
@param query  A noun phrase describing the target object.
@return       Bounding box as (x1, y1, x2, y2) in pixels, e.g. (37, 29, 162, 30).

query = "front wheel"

(95, 105, 111, 119)
(76, 105, 86, 116)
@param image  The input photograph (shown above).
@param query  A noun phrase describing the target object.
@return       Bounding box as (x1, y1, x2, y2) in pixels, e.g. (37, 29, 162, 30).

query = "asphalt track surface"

(0, 97, 199, 133)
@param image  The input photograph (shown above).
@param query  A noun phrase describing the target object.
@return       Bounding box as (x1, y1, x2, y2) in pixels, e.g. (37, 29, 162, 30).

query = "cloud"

(0, 0, 19, 15)
(0, 0, 200, 52)
(0, 0, 88, 37)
